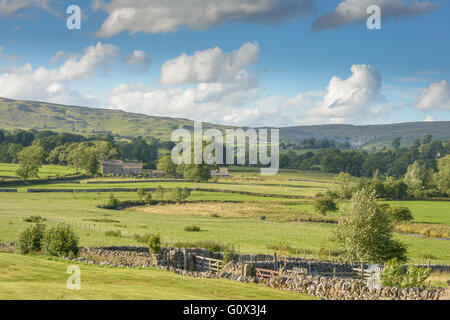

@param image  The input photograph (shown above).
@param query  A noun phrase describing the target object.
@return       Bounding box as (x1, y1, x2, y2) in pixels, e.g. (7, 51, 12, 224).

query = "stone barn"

(101, 160, 124, 176)
(123, 162, 143, 176)
(101, 160, 143, 176)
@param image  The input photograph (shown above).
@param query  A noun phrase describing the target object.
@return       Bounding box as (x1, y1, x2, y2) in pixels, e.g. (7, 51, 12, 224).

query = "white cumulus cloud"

(94, 0, 316, 37)
(160, 42, 259, 85)
(311, 0, 438, 32)
(124, 50, 152, 72)
(414, 80, 450, 110)
(0, 42, 121, 105)
(304, 64, 384, 124)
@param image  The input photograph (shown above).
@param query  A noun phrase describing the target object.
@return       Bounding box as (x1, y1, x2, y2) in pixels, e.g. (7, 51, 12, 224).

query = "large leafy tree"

(157, 155, 178, 177)
(335, 189, 407, 264)
(435, 155, 450, 196)
(16, 144, 45, 180)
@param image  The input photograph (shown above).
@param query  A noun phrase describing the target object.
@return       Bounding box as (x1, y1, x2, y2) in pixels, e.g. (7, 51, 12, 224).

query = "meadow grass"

(0, 192, 449, 264)
(0, 163, 76, 179)
(0, 253, 316, 300)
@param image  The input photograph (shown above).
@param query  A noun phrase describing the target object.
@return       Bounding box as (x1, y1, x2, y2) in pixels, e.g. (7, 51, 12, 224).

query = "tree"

(7, 143, 23, 163)
(435, 155, 450, 196)
(335, 189, 407, 264)
(404, 161, 426, 193)
(137, 188, 146, 201)
(392, 137, 401, 149)
(314, 197, 337, 215)
(333, 172, 353, 199)
(157, 155, 178, 177)
(16, 145, 45, 181)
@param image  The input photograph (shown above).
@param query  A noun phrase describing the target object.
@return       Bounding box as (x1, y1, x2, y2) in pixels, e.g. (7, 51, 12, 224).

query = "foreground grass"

(0, 253, 316, 300)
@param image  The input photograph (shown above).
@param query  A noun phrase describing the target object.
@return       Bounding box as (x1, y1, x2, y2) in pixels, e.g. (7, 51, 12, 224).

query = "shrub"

(155, 186, 165, 201)
(222, 246, 235, 265)
(381, 258, 431, 288)
(314, 197, 337, 215)
(105, 230, 121, 237)
(98, 194, 121, 209)
(144, 192, 152, 205)
(137, 188, 146, 201)
(389, 206, 413, 223)
(148, 234, 161, 254)
(41, 224, 79, 257)
(184, 225, 201, 232)
(18, 222, 46, 254)
(23, 216, 46, 223)
(169, 187, 191, 203)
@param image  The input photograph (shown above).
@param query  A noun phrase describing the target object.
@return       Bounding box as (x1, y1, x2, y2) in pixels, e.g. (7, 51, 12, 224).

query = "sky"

(0, 0, 449, 127)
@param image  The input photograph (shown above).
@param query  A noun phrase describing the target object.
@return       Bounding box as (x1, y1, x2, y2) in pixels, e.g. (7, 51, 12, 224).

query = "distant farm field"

(0, 163, 76, 179)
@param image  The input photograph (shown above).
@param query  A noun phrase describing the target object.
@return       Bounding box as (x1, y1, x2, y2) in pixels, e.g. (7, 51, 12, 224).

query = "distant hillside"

(0, 97, 449, 148)
(279, 122, 450, 149)
(0, 97, 226, 141)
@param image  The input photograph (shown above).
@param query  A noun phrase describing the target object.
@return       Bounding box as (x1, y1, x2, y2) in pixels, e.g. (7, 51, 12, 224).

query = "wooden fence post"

(273, 253, 278, 271)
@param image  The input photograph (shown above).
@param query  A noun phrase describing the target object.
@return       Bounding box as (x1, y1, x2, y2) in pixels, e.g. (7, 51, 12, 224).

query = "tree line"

(280, 135, 449, 178)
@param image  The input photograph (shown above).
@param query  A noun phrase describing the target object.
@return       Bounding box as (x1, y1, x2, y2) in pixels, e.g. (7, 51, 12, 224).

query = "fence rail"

(195, 255, 223, 273)
(255, 268, 280, 279)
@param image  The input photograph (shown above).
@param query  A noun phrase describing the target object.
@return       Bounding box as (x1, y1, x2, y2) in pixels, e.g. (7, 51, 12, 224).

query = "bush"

(390, 206, 413, 223)
(184, 225, 201, 232)
(381, 258, 431, 288)
(144, 192, 152, 205)
(23, 216, 46, 223)
(148, 234, 161, 254)
(314, 197, 337, 215)
(137, 188, 146, 201)
(169, 187, 191, 203)
(18, 222, 46, 254)
(155, 186, 165, 201)
(41, 224, 79, 257)
(98, 194, 121, 209)
(222, 246, 235, 265)
(105, 230, 121, 237)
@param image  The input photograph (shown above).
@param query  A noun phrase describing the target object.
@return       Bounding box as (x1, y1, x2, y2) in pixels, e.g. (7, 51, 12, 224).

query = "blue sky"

(0, 0, 449, 127)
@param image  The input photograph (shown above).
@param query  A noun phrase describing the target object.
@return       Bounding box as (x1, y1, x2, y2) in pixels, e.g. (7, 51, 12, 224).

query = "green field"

(0, 167, 449, 300)
(0, 163, 77, 179)
(0, 190, 448, 264)
(0, 253, 315, 300)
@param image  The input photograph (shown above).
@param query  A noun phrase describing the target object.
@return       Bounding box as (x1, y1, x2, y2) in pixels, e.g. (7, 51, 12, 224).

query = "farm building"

(101, 160, 143, 176)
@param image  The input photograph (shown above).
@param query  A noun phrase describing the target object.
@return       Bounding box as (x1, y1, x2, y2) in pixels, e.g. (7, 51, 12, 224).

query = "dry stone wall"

(1, 243, 448, 300)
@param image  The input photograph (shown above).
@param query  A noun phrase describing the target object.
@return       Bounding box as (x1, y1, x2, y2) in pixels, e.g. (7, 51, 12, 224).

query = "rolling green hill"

(1, 97, 449, 147)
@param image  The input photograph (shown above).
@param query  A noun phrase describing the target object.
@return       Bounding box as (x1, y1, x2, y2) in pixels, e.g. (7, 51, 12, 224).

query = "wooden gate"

(255, 268, 280, 280)
(195, 256, 223, 273)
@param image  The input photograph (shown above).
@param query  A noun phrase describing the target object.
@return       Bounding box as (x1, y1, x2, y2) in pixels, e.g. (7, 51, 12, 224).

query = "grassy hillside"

(0, 97, 226, 141)
(0, 253, 315, 300)
(1, 97, 449, 147)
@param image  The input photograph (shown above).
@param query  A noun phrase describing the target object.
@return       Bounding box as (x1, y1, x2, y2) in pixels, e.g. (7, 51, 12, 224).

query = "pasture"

(0, 253, 315, 300)
(0, 163, 76, 179)
(0, 166, 449, 301)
